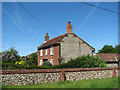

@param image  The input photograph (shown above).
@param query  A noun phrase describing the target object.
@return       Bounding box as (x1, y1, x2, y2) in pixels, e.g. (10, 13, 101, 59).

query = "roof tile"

(96, 53, 120, 62)
(37, 33, 95, 50)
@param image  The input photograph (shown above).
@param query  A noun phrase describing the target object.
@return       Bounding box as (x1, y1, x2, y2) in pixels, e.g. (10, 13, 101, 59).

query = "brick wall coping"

(1, 67, 119, 74)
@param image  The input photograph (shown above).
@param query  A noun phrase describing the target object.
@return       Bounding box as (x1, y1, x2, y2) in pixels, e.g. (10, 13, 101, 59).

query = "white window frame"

(50, 46, 53, 55)
(40, 59, 43, 65)
(45, 49, 47, 55)
(40, 49, 43, 56)
(50, 59, 53, 65)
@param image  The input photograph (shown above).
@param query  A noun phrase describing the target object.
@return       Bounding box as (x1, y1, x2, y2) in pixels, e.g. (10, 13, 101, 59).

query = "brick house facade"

(37, 21, 95, 66)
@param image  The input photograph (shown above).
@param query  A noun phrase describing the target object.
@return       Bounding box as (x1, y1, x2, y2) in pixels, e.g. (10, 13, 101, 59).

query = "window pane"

(50, 59, 53, 65)
(45, 49, 47, 55)
(50, 46, 53, 55)
(40, 49, 43, 56)
(40, 59, 42, 65)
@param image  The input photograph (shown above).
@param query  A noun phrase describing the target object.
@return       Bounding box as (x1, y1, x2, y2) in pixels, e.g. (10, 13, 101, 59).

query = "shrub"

(58, 57, 64, 64)
(2, 63, 25, 70)
(41, 61, 52, 66)
(67, 55, 106, 68)
(19, 61, 26, 66)
(15, 61, 19, 65)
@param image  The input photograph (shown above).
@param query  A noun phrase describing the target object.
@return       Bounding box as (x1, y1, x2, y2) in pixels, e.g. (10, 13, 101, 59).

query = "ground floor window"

(50, 59, 53, 65)
(40, 59, 43, 65)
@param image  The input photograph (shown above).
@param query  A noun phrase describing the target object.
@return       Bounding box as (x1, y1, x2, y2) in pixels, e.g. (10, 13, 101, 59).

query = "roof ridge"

(37, 33, 68, 49)
(47, 33, 67, 42)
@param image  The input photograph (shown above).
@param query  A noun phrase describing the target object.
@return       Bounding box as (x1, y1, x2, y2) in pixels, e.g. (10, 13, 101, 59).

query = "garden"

(1, 47, 106, 70)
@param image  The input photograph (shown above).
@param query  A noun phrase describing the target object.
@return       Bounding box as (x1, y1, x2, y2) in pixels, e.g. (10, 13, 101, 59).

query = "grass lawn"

(2, 77, 119, 88)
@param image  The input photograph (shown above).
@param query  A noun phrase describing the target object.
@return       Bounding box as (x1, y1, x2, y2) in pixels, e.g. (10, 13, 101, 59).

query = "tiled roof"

(37, 33, 67, 49)
(37, 33, 95, 50)
(96, 53, 120, 62)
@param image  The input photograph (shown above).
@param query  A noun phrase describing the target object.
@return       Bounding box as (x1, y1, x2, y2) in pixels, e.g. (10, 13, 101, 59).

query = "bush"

(2, 63, 25, 70)
(15, 61, 19, 65)
(58, 57, 64, 64)
(67, 55, 106, 68)
(2, 55, 106, 70)
(41, 61, 52, 66)
(19, 61, 26, 66)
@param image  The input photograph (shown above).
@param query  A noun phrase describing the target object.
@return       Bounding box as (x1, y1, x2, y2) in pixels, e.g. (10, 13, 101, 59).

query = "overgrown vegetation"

(98, 45, 120, 53)
(2, 55, 106, 70)
(2, 77, 119, 88)
(1, 47, 38, 69)
(67, 55, 106, 68)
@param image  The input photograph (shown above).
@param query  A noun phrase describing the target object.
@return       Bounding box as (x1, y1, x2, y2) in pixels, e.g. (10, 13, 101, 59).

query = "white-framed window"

(40, 59, 43, 65)
(40, 49, 43, 56)
(50, 59, 53, 65)
(45, 49, 47, 55)
(50, 46, 53, 55)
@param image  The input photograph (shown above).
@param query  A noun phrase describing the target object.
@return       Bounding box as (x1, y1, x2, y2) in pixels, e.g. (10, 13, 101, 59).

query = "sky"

(2, 2, 118, 56)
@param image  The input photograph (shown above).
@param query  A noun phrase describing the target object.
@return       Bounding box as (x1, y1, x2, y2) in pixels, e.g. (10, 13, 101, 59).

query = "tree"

(98, 45, 114, 53)
(113, 45, 120, 54)
(98, 45, 120, 53)
(25, 52, 38, 66)
(30, 53, 37, 65)
(0, 47, 20, 63)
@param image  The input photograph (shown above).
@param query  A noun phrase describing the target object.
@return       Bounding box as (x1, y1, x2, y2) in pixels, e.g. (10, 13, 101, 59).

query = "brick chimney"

(66, 21, 73, 33)
(45, 33, 49, 41)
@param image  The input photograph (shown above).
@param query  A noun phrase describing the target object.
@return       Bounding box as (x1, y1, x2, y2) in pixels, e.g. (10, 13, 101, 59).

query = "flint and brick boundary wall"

(1, 67, 119, 85)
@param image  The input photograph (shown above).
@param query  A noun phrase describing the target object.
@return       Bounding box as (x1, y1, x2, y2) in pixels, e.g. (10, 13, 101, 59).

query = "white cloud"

(75, 2, 100, 31)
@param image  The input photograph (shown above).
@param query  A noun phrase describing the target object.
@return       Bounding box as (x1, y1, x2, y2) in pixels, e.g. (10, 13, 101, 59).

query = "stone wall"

(2, 73, 59, 85)
(1, 67, 119, 85)
(106, 63, 118, 68)
(66, 70, 113, 81)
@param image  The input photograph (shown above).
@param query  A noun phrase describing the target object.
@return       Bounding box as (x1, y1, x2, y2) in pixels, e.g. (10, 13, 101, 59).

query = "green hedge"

(2, 55, 106, 70)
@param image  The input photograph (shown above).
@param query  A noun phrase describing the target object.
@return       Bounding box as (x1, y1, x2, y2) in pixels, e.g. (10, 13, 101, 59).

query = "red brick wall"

(2, 67, 119, 74)
(38, 45, 59, 66)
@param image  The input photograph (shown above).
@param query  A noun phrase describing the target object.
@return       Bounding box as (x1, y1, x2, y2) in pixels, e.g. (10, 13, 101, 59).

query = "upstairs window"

(45, 49, 47, 55)
(50, 46, 53, 55)
(40, 49, 43, 56)
(50, 59, 53, 65)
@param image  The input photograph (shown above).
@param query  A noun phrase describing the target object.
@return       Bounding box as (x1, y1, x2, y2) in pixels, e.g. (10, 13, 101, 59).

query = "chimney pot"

(66, 21, 73, 33)
(45, 33, 48, 36)
(45, 33, 49, 41)
(67, 21, 71, 25)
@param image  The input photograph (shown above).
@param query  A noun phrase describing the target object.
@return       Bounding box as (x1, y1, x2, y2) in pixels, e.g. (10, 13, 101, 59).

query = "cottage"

(37, 21, 95, 66)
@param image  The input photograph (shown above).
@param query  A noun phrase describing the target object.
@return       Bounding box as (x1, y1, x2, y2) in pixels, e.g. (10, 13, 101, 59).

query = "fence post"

(112, 68, 116, 77)
(59, 71, 66, 81)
